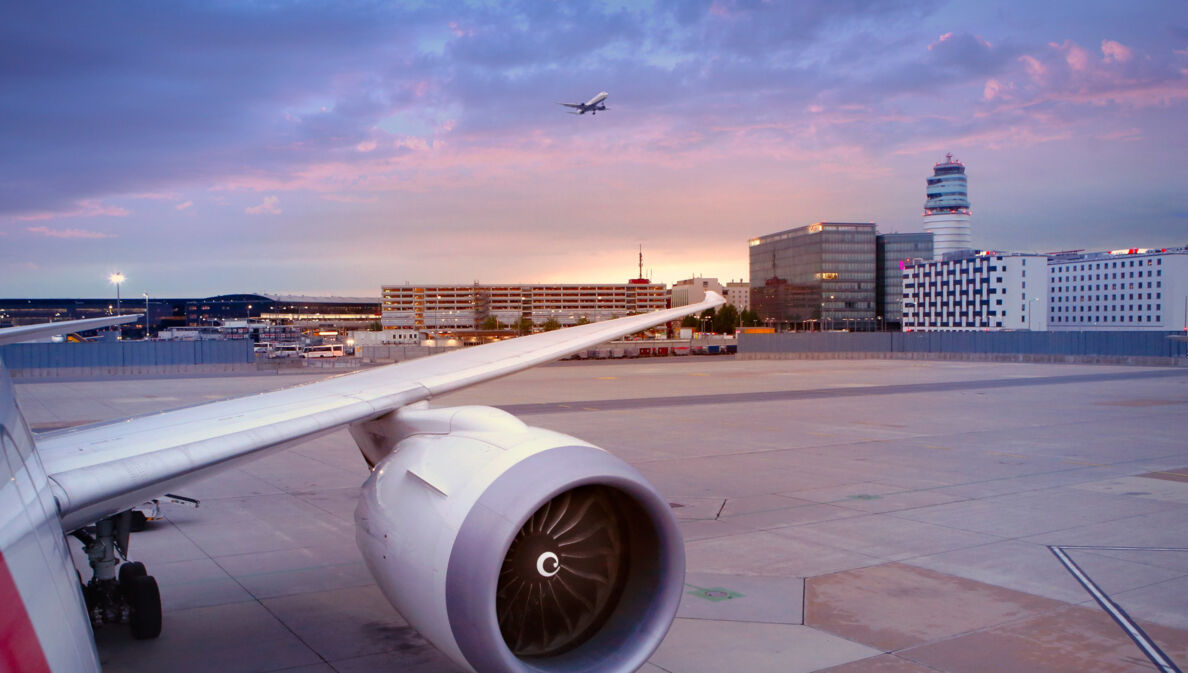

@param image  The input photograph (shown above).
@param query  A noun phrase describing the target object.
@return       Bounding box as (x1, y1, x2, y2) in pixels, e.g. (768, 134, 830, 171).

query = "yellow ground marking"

(923, 444, 951, 450)
(596, 376, 618, 380)
(688, 372, 710, 376)
(1063, 459, 1107, 467)
(988, 451, 1026, 459)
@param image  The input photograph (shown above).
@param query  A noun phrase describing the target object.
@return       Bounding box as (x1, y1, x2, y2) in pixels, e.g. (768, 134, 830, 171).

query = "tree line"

(679, 304, 760, 333)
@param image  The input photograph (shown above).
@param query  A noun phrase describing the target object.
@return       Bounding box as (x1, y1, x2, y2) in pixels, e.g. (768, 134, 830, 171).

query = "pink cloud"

(356, 139, 378, 152)
(15, 199, 130, 222)
(447, 21, 473, 37)
(1053, 40, 1091, 71)
(928, 32, 990, 52)
(1020, 54, 1047, 82)
(129, 192, 182, 201)
(245, 195, 281, 215)
(27, 225, 116, 239)
(983, 78, 1008, 101)
(1096, 127, 1143, 142)
(320, 193, 379, 204)
(1001, 39, 1188, 111)
(1101, 40, 1132, 63)
(928, 33, 953, 51)
(395, 136, 431, 151)
(175, 200, 194, 210)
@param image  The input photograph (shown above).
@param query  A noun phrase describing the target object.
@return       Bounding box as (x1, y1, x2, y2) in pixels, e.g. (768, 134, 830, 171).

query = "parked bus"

(301, 344, 344, 358)
(270, 344, 303, 359)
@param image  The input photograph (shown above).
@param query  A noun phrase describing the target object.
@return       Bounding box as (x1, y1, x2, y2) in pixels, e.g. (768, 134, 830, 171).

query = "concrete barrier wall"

(10, 364, 259, 379)
(1, 340, 255, 368)
(739, 331, 1188, 366)
(359, 344, 462, 363)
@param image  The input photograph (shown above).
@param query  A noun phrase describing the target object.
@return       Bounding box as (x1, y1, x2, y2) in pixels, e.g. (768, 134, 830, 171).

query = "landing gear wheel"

(118, 561, 146, 591)
(128, 575, 161, 640)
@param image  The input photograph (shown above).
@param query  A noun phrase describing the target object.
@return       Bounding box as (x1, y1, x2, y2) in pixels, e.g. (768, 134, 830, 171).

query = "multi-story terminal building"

(902, 252, 1049, 331)
(749, 222, 877, 330)
(724, 280, 751, 312)
(1047, 247, 1188, 330)
(922, 154, 972, 260)
(671, 277, 724, 308)
(381, 281, 666, 334)
(877, 233, 933, 330)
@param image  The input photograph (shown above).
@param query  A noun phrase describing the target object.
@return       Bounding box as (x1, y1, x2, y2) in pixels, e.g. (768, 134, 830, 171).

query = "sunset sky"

(2, 1, 1186, 298)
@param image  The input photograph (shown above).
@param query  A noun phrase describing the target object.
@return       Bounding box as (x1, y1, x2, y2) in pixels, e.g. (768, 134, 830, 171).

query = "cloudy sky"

(2, 1, 1186, 298)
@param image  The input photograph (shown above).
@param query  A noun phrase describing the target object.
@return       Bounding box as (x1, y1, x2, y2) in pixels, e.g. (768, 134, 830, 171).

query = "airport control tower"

(922, 153, 972, 259)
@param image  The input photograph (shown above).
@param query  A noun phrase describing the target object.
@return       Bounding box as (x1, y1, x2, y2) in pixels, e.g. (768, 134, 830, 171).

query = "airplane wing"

(559, 102, 583, 109)
(0, 314, 141, 346)
(38, 293, 725, 532)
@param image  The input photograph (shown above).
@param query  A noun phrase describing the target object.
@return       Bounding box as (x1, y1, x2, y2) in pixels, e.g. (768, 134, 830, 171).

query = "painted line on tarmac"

(1049, 545, 1186, 673)
(498, 369, 1188, 415)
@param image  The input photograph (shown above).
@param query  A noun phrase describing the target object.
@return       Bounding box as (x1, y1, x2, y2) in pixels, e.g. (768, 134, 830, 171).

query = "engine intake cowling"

(355, 406, 684, 673)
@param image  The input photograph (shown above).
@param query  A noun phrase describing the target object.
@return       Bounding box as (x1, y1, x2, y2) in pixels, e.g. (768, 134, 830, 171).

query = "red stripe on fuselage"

(0, 552, 52, 673)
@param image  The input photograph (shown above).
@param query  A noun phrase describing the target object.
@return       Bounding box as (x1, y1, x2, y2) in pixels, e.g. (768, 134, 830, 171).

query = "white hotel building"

(381, 282, 667, 334)
(902, 252, 1049, 331)
(1047, 247, 1188, 331)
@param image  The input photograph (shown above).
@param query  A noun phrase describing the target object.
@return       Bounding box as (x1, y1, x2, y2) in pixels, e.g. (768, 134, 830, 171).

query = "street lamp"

(108, 272, 124, 314)
(109, 272, 124, 339)
(142, 292, 150, 339)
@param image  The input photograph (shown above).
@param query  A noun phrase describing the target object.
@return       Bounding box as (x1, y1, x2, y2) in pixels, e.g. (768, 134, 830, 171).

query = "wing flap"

(39, 293, 725, 530)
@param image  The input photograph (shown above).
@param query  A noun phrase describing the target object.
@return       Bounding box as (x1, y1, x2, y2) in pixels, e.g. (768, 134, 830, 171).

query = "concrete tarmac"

(14, 357, 1188, 673)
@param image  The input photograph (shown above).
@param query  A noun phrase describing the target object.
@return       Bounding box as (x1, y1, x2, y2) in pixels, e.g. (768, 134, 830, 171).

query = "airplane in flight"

(560, 91, 609, 115)
(0, 292, 724, 673)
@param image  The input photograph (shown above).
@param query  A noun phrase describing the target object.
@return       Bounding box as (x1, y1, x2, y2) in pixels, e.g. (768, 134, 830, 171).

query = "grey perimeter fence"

(1, 340, 255, 369)
(740, 331, 1188, 362)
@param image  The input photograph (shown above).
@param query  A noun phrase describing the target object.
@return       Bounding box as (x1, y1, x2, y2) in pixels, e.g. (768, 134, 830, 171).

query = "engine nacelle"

(355, 405, 684, 673)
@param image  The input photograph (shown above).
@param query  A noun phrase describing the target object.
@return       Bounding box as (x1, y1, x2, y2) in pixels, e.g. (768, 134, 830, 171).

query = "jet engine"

(354, 405, 684, 673)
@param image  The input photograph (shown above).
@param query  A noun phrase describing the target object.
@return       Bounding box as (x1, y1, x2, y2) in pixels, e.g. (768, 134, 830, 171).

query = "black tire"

(129, 510, 148, 532)
(128, 575, 162, 640)
(118, 561, 146, 593)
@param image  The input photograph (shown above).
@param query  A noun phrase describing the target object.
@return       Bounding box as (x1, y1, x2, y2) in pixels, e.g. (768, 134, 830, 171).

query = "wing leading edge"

(39, 292, 726, 532)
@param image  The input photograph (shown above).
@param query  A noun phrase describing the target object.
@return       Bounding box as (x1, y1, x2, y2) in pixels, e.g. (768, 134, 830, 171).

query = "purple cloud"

(27, 225, 116, 239)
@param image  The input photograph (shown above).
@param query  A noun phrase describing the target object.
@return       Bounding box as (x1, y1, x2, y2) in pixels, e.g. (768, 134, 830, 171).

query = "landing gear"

(73, 511, 162, 639)
(127, 575, 161, 640)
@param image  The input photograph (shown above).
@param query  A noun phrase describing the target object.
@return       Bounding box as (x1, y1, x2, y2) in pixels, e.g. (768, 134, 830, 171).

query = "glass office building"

(876, 233, 933, 329)
(749, 222, 877, 329)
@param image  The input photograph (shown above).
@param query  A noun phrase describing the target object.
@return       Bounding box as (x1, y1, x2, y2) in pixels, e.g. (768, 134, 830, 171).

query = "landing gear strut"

(73, 511, 162, 639)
